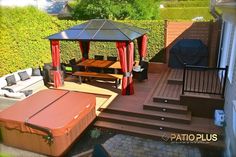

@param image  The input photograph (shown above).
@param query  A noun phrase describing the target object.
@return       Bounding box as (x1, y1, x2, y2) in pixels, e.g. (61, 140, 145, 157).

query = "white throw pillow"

(0, 78, 7, 88)
(5, 92, 26, 99)
(25, 68, 33, 76)
(0, 89, 10, 96)
(13, 72, 21, 82)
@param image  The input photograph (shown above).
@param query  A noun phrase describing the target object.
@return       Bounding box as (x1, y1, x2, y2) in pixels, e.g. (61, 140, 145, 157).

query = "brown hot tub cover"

(0, 89, 96, 156)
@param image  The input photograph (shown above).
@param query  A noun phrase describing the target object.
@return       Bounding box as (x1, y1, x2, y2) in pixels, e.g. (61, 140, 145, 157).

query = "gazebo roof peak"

(47, 19, 147, 42)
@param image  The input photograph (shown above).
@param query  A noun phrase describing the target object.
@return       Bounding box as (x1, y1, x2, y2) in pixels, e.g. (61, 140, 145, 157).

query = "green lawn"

(159, 7, 214, 20)
(159, 0, 214, 20)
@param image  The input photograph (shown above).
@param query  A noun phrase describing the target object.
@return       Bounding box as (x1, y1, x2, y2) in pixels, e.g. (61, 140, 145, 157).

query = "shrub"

(90, 128, 101, 139)
(72, 0, 159, 20)
(0, 7, 57, 75)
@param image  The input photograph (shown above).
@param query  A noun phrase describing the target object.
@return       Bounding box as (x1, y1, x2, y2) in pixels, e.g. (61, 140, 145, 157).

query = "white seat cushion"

(4, 84, 25, 93)
(17, 76, 43, 87)
(5, 92, 26, 99)
(0, 78, 7, 88)
(0, 89, 10, 96)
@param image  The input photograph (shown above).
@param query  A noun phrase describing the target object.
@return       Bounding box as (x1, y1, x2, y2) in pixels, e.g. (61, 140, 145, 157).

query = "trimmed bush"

(0, 7, 165, 76)
(0, 7, 57, 76)
(159, 7, 214, 20)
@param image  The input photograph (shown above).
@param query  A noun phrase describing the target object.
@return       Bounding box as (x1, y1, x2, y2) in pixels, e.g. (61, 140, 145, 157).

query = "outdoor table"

(108, 61, 121, 69)
(77, 59, 121, 70)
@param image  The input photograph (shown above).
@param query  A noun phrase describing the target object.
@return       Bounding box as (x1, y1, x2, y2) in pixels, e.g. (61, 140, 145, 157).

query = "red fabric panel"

(51, 40, 62, 88)
(128, 42, 134, 72)
(51, 40, 60, 67)
(79, 41, 90, 61)
(137, 34, 148, 60)
(53, 71, 62, 88)
(116, 42, 127, 95)
(127, 42, 134, 95)
(116, 42, 127, 73)
(116, 42, 134, 95)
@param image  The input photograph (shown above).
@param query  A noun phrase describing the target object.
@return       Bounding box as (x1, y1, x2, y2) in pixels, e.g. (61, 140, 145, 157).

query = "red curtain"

(51, 40, 62, 88)
(137, 34, 148, 61)
(79, 41, 90, 61)
(116, 42, 134, 95)
(51, 40, 60, 67)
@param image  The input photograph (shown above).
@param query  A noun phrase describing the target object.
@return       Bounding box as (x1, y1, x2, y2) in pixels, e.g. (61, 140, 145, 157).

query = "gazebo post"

(51, 40, 62, 88)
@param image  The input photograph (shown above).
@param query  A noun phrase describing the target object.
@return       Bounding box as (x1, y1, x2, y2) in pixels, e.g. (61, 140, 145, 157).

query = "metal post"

(182, 63, 187, 95)
(222, 66, 228, 98)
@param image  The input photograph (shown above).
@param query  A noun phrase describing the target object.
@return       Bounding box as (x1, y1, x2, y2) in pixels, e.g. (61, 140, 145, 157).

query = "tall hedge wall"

(0, 7, 164, 76)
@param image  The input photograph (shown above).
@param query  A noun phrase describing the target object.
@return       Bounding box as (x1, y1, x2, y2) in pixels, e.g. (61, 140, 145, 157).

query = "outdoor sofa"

(0, 68, 44, 105)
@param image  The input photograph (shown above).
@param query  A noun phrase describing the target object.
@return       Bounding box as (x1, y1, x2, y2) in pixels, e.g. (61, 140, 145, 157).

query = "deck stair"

(167, 68, 183, 85)
(95, 68, 225, 149)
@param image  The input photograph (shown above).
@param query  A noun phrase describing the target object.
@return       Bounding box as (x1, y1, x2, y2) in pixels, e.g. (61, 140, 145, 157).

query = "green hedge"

(159, 7, 214, 20)
(162, 1, 209, 8)
(0, 7, 57, 76)
(0, 7, 165, 76)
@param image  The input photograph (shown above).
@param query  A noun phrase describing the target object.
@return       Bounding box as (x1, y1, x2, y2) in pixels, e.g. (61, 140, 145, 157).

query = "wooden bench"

(72, 71, 123, 88)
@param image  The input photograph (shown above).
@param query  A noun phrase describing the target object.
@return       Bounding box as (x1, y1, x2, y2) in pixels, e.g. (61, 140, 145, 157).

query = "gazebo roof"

(47, 19, 147, 41)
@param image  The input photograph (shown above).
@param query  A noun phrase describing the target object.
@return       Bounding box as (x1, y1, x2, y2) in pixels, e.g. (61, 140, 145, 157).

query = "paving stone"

(103, 134, 202, 157)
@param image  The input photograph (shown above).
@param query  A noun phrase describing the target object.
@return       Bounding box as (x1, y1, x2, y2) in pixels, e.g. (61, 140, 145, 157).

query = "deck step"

(167, 78, 183, 85)
(143, 101, 188, 114)
(153, 69, 182, 101)
(97, 112, 223, 137)
(94, 120, 225, 149)
(153, 96, 180, 104)
(168, 69, 183, 83)
(102, 107, 192, 124)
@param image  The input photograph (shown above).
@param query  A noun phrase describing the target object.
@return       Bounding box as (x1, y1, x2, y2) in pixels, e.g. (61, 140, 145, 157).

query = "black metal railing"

(182, 64, 228, 98)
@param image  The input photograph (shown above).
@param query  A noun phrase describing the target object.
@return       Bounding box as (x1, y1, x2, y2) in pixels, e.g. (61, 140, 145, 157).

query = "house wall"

(165, 21, 221, 67)
(224, 69, 236, 157)
(219, 12, 236, 157)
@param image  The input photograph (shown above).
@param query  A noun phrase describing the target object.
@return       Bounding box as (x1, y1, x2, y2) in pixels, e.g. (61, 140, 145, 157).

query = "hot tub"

(0, 89, 96, 156)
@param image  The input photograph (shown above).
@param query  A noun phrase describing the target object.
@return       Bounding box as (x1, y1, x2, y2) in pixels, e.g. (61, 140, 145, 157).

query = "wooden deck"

(54, 67, 225, 149)
(0, 66, 225, 156)
(92, 68, 225, 149)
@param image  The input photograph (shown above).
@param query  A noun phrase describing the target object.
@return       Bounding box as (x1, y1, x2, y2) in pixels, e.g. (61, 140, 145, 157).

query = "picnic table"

(73, 59, 122, 88)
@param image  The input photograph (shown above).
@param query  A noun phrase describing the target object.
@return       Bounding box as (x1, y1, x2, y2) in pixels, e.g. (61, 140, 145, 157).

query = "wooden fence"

(164, 20, 221, 67)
